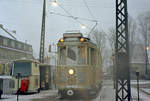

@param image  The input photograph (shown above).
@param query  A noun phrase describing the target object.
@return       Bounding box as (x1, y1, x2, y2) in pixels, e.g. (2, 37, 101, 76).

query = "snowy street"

(0, 80, 150, 101)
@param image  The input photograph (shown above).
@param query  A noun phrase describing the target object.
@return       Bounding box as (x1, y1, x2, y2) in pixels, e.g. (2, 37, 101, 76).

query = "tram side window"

(91, 48, 96, 65)
(59, 46, 66, 65)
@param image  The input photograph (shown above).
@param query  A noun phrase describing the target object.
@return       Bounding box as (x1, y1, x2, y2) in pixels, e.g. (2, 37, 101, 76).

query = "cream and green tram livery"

(12, 59, 40, 94)
(57, 32, 103, 97)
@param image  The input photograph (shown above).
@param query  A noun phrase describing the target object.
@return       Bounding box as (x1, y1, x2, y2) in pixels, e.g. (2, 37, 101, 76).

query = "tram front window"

(13, 62, 31, 76)
(67, 46, 77, 65)
(59, 45, 86, 65)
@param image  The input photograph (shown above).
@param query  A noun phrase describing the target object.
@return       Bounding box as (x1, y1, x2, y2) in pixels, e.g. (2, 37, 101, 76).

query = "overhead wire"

(51, 1, 100, 35)
(49, 12, 98, 22)
(82, 0, 95, 19)
(57, 2, 88, 28)
(82, 0, 99, 36)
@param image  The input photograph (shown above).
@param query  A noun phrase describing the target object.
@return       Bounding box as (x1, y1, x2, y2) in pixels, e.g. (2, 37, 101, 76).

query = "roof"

(0, 26, 24, 42)
(14, 59, 39, 63)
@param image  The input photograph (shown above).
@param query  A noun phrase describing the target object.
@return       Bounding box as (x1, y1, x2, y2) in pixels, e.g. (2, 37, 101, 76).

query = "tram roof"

(58, 41, 97, 49)
(63, 33, 83, 38)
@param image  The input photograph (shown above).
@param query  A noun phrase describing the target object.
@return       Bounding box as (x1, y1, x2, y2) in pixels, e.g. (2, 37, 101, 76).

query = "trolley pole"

(17, 73, 21, 101)
(136, 71, 140, 101)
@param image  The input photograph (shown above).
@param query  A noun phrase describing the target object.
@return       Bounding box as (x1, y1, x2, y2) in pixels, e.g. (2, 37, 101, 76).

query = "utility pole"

(39, 0, 46, 63)
(115, 0, 131, 101)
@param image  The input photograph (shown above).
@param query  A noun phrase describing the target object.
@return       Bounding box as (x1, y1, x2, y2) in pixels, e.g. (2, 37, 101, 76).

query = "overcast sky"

(0, 0, 150, 58)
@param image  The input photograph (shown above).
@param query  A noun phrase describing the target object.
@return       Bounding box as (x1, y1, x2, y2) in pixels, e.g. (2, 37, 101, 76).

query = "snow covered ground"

(131, 80, 150, 85)
(131, 88, 150, 101)
(0, 90, 57, 101)
(141, 88, 150, 95)
(0, 80, 150, 101)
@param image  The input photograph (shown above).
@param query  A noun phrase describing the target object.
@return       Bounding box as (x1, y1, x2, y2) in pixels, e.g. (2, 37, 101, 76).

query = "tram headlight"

(80, 37, 84, 42)
(60, 38, 64, 42)
(68, 69, 74, 75)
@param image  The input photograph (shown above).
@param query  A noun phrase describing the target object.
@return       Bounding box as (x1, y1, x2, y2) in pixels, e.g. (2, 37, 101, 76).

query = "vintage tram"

(56, 32, 103, 98)
(12, 59, 40, 94)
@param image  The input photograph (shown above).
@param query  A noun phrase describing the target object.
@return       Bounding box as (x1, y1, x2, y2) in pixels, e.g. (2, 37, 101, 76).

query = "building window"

(15, 42, 18, 49)
(21, 44, 24, 50)
(26, 46, 29, 51)
(18, 43, 22, 49)
(29, 47, 32, 52)
(0, 37, 3, 46)
(3, 39, 8, 46)
(11, 41, 15, 48)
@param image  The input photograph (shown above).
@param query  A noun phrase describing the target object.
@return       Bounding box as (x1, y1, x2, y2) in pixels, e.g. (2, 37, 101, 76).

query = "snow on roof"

(0, 27, 23, 42)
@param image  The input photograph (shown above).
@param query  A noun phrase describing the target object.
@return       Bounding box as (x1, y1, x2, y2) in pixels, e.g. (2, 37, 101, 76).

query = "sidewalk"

(1, 90, 58, 101)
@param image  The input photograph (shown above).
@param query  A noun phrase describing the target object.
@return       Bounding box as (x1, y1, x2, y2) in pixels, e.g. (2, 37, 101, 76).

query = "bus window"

(59, 46, 66, 65)
(13, 62, 31, 76)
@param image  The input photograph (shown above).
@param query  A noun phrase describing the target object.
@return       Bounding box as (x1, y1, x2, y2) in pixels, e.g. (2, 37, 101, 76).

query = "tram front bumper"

(58, 88, 97, 97)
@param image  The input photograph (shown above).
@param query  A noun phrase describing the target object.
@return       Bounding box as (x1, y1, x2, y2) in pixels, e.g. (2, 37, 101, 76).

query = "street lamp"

(146, 46, 149, 50)
(81, 24, 86, 29)
(51, 0, 58, 7)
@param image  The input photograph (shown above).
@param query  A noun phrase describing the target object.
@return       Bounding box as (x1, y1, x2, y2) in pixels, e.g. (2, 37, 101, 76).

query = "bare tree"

(137, 12, 150, 45)
(90, 29, 107, 67)
(128, 16, 137, 44)
(137, 12, 150, 74)
(108, 27, 116, 54)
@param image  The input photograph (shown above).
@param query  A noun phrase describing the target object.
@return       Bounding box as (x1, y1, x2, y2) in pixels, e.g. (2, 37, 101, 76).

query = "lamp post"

(145, 46, 149, 74)
(136, 71, 140, 101)
(39, 0, 58, 63)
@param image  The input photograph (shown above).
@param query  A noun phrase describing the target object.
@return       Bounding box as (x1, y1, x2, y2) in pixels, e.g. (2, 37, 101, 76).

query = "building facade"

(0, 35, 33, 63)
(130, 43, 150, 78)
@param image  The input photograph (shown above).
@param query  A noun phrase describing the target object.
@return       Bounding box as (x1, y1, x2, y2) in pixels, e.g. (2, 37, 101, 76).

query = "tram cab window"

(67, 46, 77, 66)
(59, 45, 86, 65)
(78, 45, 86, 65)
(59, 46, 66, 65)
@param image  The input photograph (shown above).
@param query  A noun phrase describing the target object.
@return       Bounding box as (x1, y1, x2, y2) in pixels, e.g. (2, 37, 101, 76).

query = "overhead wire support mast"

(39, 0, 46, 63)
(115, 0, 131, 101)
